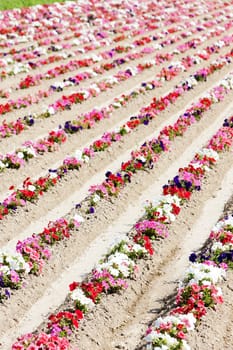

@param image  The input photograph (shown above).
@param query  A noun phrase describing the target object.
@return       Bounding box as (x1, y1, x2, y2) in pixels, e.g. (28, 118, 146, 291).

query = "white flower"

(179, 313, 196, 331)
(0, 160, 6, 169)
(49, 172, 57, 179)
(153, 315, 180, 328)
(16, 152, 24, 159)
(154, 43, 163, 50)
(83, 155, 89, 163)
(216, 286, 223, 297)
(47, 106, 55, 115)
(144, 330, 158, 343)
(0, 249, 30, 273)
(70, 287, 94, 308)
(172, 48, 180, 54)
(23, 147, 36, 157)
(92, 54, 102, 62)
(90, 84, 100, 94)
(73, 213, 85, 223)
(224, 217, 233, 226)
(112, 102, 122, 108)
(197, 148, 219, 161)
(162, 194, 181, 206)
(146, 83, 154, 90)
(0, 265, 10, 274)
(126, 67, 137, 76)
(169, 61, 186, 71)
(81, 90, 89, 99)
(137, 156, 146, 163)
(52, 81, 65, 89)
(145, 332, 178, 348)
(185, 262, 226, 284)
(216, 40, 224, 48)
(211, 242, 224, 251)
(96, 252, 135, 278)
(92, 194, 101, 203)
(123, 242, 147, 254)
(28, 185, 35, 192)
(106, 76, 118, 84)
(75, 150, 83, 161)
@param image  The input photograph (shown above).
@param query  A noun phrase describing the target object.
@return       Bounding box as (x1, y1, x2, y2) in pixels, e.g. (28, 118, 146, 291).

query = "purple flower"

(24, 115, 34, 126)
(159, 141, 165, 151)
(189, 253, 197, 262)
(173, 175, 181, 188)
(89, 207, 95, 214)
(5, 289, 10, 298)
(0, 276, 5, 287)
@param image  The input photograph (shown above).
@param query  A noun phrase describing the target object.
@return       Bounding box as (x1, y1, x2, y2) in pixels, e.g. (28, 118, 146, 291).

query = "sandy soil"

(0, 1, 233, 349)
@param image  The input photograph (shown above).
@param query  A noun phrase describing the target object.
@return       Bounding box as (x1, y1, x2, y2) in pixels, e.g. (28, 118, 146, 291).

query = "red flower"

(75, 309, 84, 319)
(135, 162, 143, 169)
(144, 236, 154, 255)
(171, 203, 181, 216)
(69, 281, 79, 291)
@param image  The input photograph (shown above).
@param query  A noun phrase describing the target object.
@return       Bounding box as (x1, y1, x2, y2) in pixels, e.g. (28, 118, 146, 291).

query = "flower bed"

(1, 0, 233, 348)
(1, 48, 232, 171)
(10, 113, 233, 349)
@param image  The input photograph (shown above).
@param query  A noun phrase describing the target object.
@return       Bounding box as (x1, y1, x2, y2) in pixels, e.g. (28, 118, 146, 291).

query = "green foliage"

(0, 0, 65, 11)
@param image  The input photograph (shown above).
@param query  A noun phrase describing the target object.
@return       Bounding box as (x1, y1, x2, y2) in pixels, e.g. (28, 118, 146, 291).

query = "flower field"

(0, 0, 233, 349)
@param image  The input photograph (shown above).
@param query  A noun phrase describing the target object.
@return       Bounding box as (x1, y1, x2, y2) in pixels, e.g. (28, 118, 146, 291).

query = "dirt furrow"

(0, 95, 233, 347)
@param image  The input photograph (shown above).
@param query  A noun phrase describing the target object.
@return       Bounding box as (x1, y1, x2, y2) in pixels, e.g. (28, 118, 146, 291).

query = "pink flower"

(177, 331, 186, 339)
(10, 270, 20, 283)
(27, 345, 38, 350)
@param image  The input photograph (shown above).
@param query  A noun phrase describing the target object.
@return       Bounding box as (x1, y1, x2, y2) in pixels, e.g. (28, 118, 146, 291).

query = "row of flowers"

(1, 0, 202, 86)
(44, 26, 233, 93)
(1, 13, 232, 101)
(10, 14, 227, 91)
(144, 210, 233, 349)
(0, 21, 183, 82)
(0, 15, 227, 115)
(0, 0, 158, 48)
(0, 0, 224, 50)
(1, 48, 232, 173)
(0, 1, 232, 349)
(1, 1, 230, 85)
(0, 72, 232, 221)
(86, 75, 233, 211)
(0, 74, 232, 302)
(10, 112, 233, 349)
(1, 29, 232, 141)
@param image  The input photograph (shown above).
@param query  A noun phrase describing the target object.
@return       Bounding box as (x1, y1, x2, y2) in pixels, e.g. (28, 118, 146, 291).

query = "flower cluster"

(144, 212, 233, 350)
(48, 310, 84, 337)
(87, 77, 233, 212)
(12, 332, 71, 350)
(143, 127, 233, 349)
(16, 236, 51, 276)
(68, 236, 148, 317)
(1, 46, 232, 177)
(1, 19, 232, 122)
(12, 111, 233, 347)
(0, 250, 30, 301)
(2, 0, 233, 348)
(0, 102, 232, 304)
(145, 313, 196, 350)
